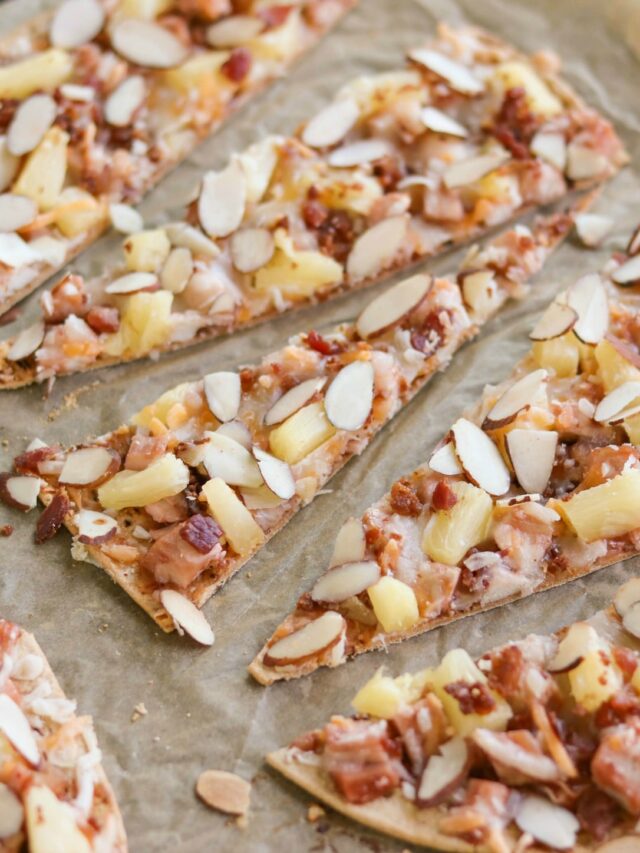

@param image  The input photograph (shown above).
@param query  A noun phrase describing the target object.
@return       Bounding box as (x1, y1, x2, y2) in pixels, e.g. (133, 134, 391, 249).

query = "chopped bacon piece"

(0, 524, 13, 537)
(410, 311, 449, 357)
(141, 517, 222, 587)
(305, 330, 345, 356)
(302, 198, 328, 230)
(85, 306, 120, 335)
(125, 434, 168, 472)
(372, 155, 404, 191)
(576, 786, 620, 842)
(613, 646, 639, 681)
(595, 689, 640, 729)
(592, 720, 640, 814)
(145, 494, 189, 524)
(292, 728, 325, 753)
(444, 681, 495, 715)
(431, 480, 458, 512)
(390, 694, 447, 776)
(221, 48, 252, 83)
(40, 275, 87, 325)
(579, 445, 640, 491)
(180, 514, 221, 553)
(486, 645, 527, 706)
(439, 779, 511, 847)
(389, 479, 423, 516)
(491, 87, 540, 159)
(316, 209, 356, 263)
(35, 493, 70, 544)
(0, 620, 20, 656)
(258, 4, 293, 29)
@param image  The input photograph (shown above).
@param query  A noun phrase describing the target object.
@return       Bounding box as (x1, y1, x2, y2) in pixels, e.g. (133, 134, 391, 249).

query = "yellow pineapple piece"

(339, 70, 421, 117)
(131, 382, 196, 429)
(317, 171, 383, 216)
(531, 333, 580, 378)
(422, 481, 493, 566)
(473, 171, 518, 202)
(553, 469, 640, 542)
(0, 49, 72, 99)
(202, 477, 265, 555)
(98, 453, 189, 510)
(624, 412, 640, 445)
(26, 785, 91, 853)
(53, 187, 107, 238)
(351, 668, 409, 719)
(13, 127, 69, 211)
(117, 0, 174, 17)
(490, 61, 563, 117)
(164, 51, 229, 93)
(595, 339, 640, 392)
(123, 228, 171, 273)
(367, 575, 420, 633)
(569, 648, 622, 712)
(253, 230, 343, 299)
(268, 401, 336, 464)
(106, 291, 173, 357)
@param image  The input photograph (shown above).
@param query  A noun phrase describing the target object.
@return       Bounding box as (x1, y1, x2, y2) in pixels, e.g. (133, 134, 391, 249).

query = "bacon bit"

(486, 645, 526, 704)
(576, 786, 620, 842)
(410, 311, 448, 357)
(14, 446, 57, 476)
(372, 154, 404, 191)
(0, 525, 13, 537)
(595, 689, 640, 728)
(491, 87, 540, 159)
(239, 368, 255, 393)
(613, 646, 639, 681)
(439, 779, 510, 845)
(125, 434, 168, 472)
(0, 620, 20, 656)
(180, 514, 221, 554)
(444, 681, 496, 715)
(316, 210, 356, 263)
(258, 4, 292, 28)
(431, 480, 458, 512)
(592, 719, 640, 814)
(458, 564, 490, 595)
(389, 479, 423, 516)
(305, 330, 345, 356)
(302, 198, 328, 229)
(146, 494, 189, 525)
(142, 518, 223, 587)
(292, 728, 325, 753)
(0, 99, 18, 132)
(40, 274, 87, 325)
(221, 48, 252, 83)
(85, 306, 120, 335)
(35, 493, 70, 544)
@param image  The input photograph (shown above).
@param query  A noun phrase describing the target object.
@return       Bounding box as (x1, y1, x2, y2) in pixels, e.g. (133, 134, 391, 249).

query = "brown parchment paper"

(1, 0, 640, 850)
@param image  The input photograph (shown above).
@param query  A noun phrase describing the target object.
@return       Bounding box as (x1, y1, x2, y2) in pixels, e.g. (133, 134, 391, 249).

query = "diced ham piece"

(145, 493, 189, 524)
(592, 720, 640, 815)
(85, 306, 120, 334)
(390, 694, 447, 776)
(141, 515, 221, 588)
(39, 274, 87, 324)
(125, 434, 168, 471)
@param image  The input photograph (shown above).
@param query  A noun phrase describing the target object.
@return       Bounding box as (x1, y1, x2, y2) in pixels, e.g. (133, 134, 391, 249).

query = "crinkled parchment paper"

(1, 0, 640, 850)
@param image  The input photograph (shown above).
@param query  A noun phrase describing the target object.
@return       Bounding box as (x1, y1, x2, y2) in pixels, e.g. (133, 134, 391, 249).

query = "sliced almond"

(0, 138, 19, 194)
(311, 560, 380, 603)
(59, 83, 95, 102)
(196, 769, 250, 815)
(575, 213, 613, 248)
(346, 215, 409, 283)
(105, 271, 158, 295)
(627, 225, 640, 257)
(514, 795, 579, 850)
(202, 433, 262, 488)
(330, 518, 365, 566)
(483, 369, 548, 429)
(324, 361, 374, 432)
(252, 447, 295, 500)
(459, 269, 498, 316)
(0, 473, 42, 511)
(50, 0, 105, 48)
(7, 94, 57, 156)
(0, 694, 39, 766)
(59, 446, 120, 488)
(356, 272, 431, 338)
(165, 223, 220, 258)
(263, 611, 345, 667)
(567, 273, 609, 344)
(230, 227, 274, 273)
(420, 106, 467, 137)
(594, 381, 640, 424)
(506, 429, 558, 495)
(451, 417, 511, 496)
(0, 194, 37, 233)
(198, 161, 246, 239)
(111, 19, 187, 69)
(417, 738, 469, 806)
(613, 578, 640, 618)
(429, 442, 463, 475)
(622, 601, 640, 640)
(206, 15, 263, 47)
(473, 729, 560, 782)
(547, 622, 599, 673)
(566, 143, 608, 181)
(530, 131, 567, 171)
(104, 75, 146, 128)
(264, 377, 326, 427)
(28, 235, 66, 267)
(161, 247, 193, 294)
(109, 202, 143, 235)
(0, 233, 42, 268)
(529, 301, 577, 341)
(408, 48, 484, 95)
(611, 255, 640, 288)
(328, 139, 392, 168)
(160, 589, 214, 646)
(216, 420, 252, 450)
(301, 97, 360, 149)
(443, 151, 510, 190)
(0, 783, 23, 839)
(203, 371, 241, 423)
(75, 509, 118, 545)
(7, 321, 45, 361)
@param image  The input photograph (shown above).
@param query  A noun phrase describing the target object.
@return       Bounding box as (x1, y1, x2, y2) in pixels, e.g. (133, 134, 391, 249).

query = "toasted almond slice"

(7, 94, 57, 156)
(206, 15, 263, 47)
(483, 369, 548, 429)
(263, 611, 345, 667)
(622, 601, 640, 640)
(575, 213, 613, 248)
(459, 269, 497, 314)
(203, 433, 262, 488)
(429, 442, 463, 475)
(0, 138, 19, 194)
(611, 255, 640, 287)
(347, 215, 408, 283)
(547, 622, 599, 673)
(0, 233, 42, 268)
(264, 377, 326, 427)
(473, 729, 560, 782)
(109, 202, 143, 235)
(627, 225, 640, 257)
(418, 738, 469, 806)
(7, 321, 45, 361)
(614, 578, 640, 618)
(198, 162, 246, 239)
(566, 143, 608, 181)
(104, 75, 146, 127)
(515, 795, 579, 850)
(111, 19, 187, 69)
(160, 589, 214, 646)
(567, 273, 609, 344)
(59, 83, 95, 102)
(324, 361, 374, 431)
(0, 695, 39, 765)
(29, 235, 66, 267)
(356, 272, 431, 338)
(529, 301, 577, 341)
(301, 98, 360, 149)
(230, 227, 274, 273)
(0, 783, 23, 838)
(165, 222, 220, 258)
(420, 106, 467, 137)
(196, 769, 251, 815)
(594, 381, 640, 423)
(311, 560, 380, 603)
(530, 131, 567, 171)
(506, 429, 558, 495)
(0, 473, 42, 511)
(330, 518, 365, 566)
(451, 417, 511, 496)
(204, 371, 241, 423)
(328, 139, 392, 168)
(253, 447, 295, 499)
(59, 446, 120, 487)
(0, 194, 37, 233)
(160, 247, 193, 294)
(75, 509, 118, 545)
(443, 151, 510, 190)
(408, 48, 483, 95)
(105, 271, 158, 294)
(50, 0, 105, 48)
(216, 420, 252, 450)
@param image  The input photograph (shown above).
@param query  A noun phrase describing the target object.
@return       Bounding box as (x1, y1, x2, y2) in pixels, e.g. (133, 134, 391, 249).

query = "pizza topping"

(506, 428, 558, 494)
(547, 621, 598, 673)
(416, 737, 469, 806)
(110, 19, 188, 69)
(515, 796, 580, 849)
(575, 213, 613, 248)
(529, 300, 577, 340)
(483, 368, 548, 429)
(592, 721, 640, 815)
(611, 255, 640, 287)
(7, 321, 45, 361)
(428, 442, 463, 475)
(0, 193, 37, 232)
(420, 106, 467, 138)
(59, 446, 120, 488)
(301, 98, 360, 149)
(531, 130, 567, 170)
(356, 273, 431, 338)
(159, 589, 214, 646)
(614, 578, 640, 618)
(594, 381, 640, 423)
(98, 454, 189, 511)
(35, 492, 70, 543)
(203, 371, 241, 423)
(125, 434, 168, 471)
(180, 514, 221, 554)
(75, 509, 118, 545)
(451, 418, 510, 496)
(263, 611, 345, 667)
(311, 561, 380, 603)
(566, 143, 609, 181)
(49, 0, 105, 49)
(104, 75, 146, 129)
(0, 783, 23, 839)
(264, 377, 325, 426)
(230, 228, 275, 273)
(196, 769, 251, 814)
(198, 162, 246, 239)
(0, 473, 42, 511)
(443, 151, 510, 190)
(346, 216, 409, 283)
(7, 94, 57, 158)
(105, 271, 158, 295)
(324, 361, 374, 431)
(206, 16, 264, 48)
(252, 447, 295, 500)
(0, 694, 39, 765)
(328, 139, 392, 168)
(408, 48, 484, 95)
(567, 272, 609, 344)
(143, 517, 221, 588)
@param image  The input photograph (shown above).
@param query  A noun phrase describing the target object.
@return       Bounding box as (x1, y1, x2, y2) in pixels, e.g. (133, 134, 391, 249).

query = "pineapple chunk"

(339, 70, 422, 117)
(13, 127, 69, 211)
(429, 649, 512, 736)
(422, 481, 493, 566)
(202, 477, 265, 556)
(367, 575, 419, 633)
(124, 228, 171, 272)
(531, 333, 580, 378)
(117, 0, 174, 17)
(268, 401, 336, 464)
(0, 49, 73, 99)
(164, 51, 229, 93)
(569, 648, 622, 712)
(131, 382, 196, 429)
(105, 291, 173, 357)
(490, 61, 563, 117)
(25, 785, 91, 853)
(624, 412, 640, 445)
(98, 453, 189, 510)
(351, 668, 411, 719)
(253, 229, 343, 299)
(595, 339, 640, 392)
(554, 469, 640, 542)
(53, 187, 107, 238)
(317, 171, 383, 216)
(473, 171, 518, 203)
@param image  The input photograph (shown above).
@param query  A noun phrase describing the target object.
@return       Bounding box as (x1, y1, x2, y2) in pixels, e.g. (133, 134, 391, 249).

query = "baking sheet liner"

(1, 0, 640, 850)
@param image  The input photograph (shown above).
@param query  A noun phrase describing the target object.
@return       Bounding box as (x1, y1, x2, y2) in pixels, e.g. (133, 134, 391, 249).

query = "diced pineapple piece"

(351, 668, 410, 719)
(106, 291, 173, 357)
(13, 127, 69, 211)
(317, 171, 383, 216)
(26, 785, 91, 853)
(422, 481, 493, 566)
(0, 49, 72, 99)
(367, 575, 419, 633)
(53, 187, 107, 238)
(595, 339, 640, 392)
(624, 412, 640, 446)
(428, 649, 512, 736)
(163, 51, 229, 93)
(117, 0, 174, 18)
(531, 333, 580, 378)
(202, 477, 265, 556)
(338, 70, 421, 117)
(490, 61, 563, 117)
(253, 229, 343, 299)
(473, 172, 518, 202)
(131, 382, 196, 428)
(268, 401, 336, 464)
(98, 453, 189, 510)
(569, 648, 622, 712)
(554, 469, 640, 542)
(124, 228, 171, 272)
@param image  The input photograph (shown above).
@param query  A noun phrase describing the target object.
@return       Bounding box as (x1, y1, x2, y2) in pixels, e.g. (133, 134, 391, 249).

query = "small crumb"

(98, 623, 109, 633)
(307, 804, 326, 823)
(153, 736, 160, 743)
(235, 814, 248, 829)
(131, 702, 148, 723)
(0, 525, 13, 537)
(196, 769, 251, 816)
(1, 438, 9, 449)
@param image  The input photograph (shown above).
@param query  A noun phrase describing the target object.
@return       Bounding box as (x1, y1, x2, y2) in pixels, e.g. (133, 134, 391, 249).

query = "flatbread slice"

(0, 23, 627, 389)
(249, 231, 640, 684)
(0, 0, 357, 315)
(3, 208, 575, 636)
(0, 618, 127, 850)
(267, 583, 640, 851)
